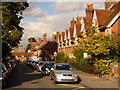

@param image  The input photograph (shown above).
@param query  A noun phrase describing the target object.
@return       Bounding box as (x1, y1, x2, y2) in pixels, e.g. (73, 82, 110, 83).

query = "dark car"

(41, 62, 56, 75)
(25, 60, 32, 65)
(36, 61, 44, 72)
(1, 63, 9, 88)
(3, 62, 12, 77)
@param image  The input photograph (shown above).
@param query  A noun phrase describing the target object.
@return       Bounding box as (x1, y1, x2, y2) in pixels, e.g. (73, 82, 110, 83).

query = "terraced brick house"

(52, 1, 120, 59)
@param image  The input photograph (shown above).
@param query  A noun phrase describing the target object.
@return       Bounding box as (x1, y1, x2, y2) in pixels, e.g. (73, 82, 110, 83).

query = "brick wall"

(58, 45, 78, 58)
(111, 18, 120, 37)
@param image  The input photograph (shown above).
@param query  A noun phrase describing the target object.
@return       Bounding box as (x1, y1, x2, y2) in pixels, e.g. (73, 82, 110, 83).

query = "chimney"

(56, 32, 60, 36)
(38, 38, 42, 44)
(56, 32, 60, 43)
(43, 33, 47, 42)
(58, 34, 61, 42)
(52, 34, 57, 42)
(76, 14, 81, 22)
(65, 29, 68, 40)
(85, 4, 94, 20)
(61, 32, 65, 41)
(70, 17, 76, 28)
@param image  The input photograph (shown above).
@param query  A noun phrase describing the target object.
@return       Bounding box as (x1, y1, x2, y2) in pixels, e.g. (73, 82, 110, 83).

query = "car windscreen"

(39, 62, 44, 65)
(56, 64, 71, 70)
(35, 62, 38, 64)
(45, 63, 55, 69)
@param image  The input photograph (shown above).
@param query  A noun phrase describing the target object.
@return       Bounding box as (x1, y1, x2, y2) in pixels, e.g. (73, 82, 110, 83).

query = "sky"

(20, 1, 105, 46)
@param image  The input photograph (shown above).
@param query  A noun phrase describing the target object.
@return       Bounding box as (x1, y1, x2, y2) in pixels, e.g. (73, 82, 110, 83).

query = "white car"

(50, 63, 81, 84)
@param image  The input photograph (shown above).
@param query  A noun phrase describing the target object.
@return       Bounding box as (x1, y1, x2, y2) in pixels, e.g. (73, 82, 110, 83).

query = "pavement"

(76, 70, 119, 89)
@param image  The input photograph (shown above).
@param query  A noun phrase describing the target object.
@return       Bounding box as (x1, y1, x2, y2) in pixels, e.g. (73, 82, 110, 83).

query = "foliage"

(28, 37, 37, 43)
(25, 44, 31, 52)
(94, 59, 110, 76)
(78, 27, 110, 59)
(2, 2, 29, 58)
(106, 36, 120, 61)
(56, 52, 72, 63)
(73, 48, 83, 61)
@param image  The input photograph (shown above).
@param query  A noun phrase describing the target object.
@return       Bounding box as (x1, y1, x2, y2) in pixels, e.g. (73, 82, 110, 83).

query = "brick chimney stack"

(61, 32, 65, 41)
(52, 34, 56, 42)
(85, 4, 94, 20)
(38, 38, 42, 44)
(43, 33, 47, 42)
(56, 32, 60, 43)
(76, 14, 81, 24)
(70, 17, 76, 28)
(58, 34, 61, 42)
(65, 29, 68, 40)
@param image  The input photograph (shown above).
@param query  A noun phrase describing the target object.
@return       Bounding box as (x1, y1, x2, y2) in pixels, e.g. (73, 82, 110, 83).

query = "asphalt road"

(3, 63, 89, 90)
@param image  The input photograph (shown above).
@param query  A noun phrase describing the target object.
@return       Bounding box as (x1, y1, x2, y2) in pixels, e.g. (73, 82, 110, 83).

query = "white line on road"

(57, 84, 86, 89)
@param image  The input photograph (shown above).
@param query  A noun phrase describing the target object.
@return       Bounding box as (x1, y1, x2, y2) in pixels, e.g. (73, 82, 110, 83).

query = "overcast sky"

(20, 1, 105, 46)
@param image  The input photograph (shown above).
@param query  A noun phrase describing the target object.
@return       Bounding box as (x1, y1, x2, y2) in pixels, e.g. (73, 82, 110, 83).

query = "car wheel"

(53, 78, 57, 84)
(2, 80, 7, 88)
(53, 80, 57, 84)
(50, 76, 53, 80)
(75, 81, 80, 84)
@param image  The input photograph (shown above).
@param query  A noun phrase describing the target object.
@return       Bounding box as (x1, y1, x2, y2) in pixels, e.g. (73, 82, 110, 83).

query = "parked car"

(1, 63, 9, 88)
(7, 60, 17, 71)
(41, 62, 56, 75)
(30, 61, 38, 69)
(36, 61, 44, 72)
(34, 61, 39, 69)
(50, 63, 81, 84)
(25, 60, 32, 65)
(3, 62, 12, 77)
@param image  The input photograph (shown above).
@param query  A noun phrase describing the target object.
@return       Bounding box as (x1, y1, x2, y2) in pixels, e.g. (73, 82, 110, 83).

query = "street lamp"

(54, 52, 57, 62)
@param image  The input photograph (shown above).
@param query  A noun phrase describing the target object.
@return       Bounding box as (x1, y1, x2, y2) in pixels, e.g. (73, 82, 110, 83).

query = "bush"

(94, 59, 110, 76)
(56, 52, 72, 63)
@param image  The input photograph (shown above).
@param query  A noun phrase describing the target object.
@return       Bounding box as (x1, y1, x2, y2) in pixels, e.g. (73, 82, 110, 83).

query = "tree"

(25, 44, 31, 52)
(78, 27, 110, 60)
(28, 37, 37, 43)
(2, 2, 29, 58)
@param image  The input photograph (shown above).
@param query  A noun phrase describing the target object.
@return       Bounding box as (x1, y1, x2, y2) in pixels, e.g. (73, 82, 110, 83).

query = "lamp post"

(54, 52, 57, 62)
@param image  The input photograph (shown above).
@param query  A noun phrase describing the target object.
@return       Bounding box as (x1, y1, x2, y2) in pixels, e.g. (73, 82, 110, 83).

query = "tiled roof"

(109, 1, 120, 10)
(37, 41, 48, 50)
(30, 42, 39, 51)
(11, 52, 25, 56)
(95, 9, 113, 27)
(100, 1, 120, 29)
(31, 42, 39, 46)
(11, 52, 33, 57)
(25, 53, 33, 56)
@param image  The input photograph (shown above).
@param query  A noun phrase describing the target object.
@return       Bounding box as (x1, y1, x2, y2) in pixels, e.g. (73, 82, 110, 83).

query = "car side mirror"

(51, 68, 54, 71)
(74, 68, 76, 71)
(70, 68, 76, 71)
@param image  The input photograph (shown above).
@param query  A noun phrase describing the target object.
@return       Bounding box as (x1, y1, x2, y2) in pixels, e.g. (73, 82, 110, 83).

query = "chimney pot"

(43, 33, 47, 41)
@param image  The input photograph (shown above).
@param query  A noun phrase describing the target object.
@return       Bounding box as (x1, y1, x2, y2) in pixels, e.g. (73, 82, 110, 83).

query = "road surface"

(4, 63, 89, 90)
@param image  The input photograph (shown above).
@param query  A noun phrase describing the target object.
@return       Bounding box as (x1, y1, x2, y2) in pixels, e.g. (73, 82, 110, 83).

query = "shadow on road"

(5, 63, 44, 89)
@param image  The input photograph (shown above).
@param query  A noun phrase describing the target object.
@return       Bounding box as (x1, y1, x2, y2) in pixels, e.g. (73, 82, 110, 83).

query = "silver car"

(50, 63, 81, 84)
